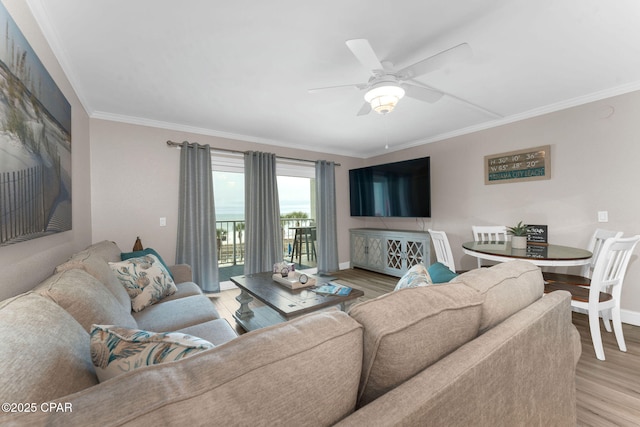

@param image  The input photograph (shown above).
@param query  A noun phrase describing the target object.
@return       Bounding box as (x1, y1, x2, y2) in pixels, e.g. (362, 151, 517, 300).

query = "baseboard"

(339, 261, 351, 270)
(572, 306, 640, 327)
(622, 309, 640, 326)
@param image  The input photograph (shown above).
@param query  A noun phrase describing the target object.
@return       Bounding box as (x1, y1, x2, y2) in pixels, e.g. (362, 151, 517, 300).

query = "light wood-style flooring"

(209, 268, 640, 426)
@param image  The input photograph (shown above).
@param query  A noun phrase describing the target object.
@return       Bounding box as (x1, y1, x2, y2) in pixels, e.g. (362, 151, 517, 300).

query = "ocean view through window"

(213, 173, 313, 221)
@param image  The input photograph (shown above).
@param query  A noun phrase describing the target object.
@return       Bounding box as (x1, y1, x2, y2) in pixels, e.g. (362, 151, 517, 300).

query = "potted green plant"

(508, 221, 528, 249)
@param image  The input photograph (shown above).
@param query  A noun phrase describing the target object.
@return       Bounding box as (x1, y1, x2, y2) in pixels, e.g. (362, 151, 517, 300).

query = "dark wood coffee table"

(230, 272, 364, 331)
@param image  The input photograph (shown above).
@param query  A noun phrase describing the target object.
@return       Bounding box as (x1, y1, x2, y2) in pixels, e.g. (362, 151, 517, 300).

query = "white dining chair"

(543, 229, 623, 285)
(428, 229, 456, 273)
(471, 225, 508, 268)
(545, 235, 640, 361)
(543, 229, 623, 332)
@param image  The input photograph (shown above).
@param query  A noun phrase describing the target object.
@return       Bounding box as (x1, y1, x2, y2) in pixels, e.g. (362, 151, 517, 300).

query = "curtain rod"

(166, 140, 340, 166)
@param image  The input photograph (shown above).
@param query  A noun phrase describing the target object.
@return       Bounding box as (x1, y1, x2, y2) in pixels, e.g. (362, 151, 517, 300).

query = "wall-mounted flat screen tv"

(349, 157, 431, 218)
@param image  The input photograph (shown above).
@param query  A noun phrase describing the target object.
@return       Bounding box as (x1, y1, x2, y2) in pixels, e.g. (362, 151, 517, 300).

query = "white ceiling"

(26, 0, 640, 158)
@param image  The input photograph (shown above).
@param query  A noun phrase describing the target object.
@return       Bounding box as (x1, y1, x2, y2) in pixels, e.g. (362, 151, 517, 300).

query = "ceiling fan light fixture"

(364, 84, 405, 114)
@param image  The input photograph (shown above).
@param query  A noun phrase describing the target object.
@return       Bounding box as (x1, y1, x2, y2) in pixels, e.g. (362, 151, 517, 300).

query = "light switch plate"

(159, 217, 167, 227)
(597, 211, 608, 223)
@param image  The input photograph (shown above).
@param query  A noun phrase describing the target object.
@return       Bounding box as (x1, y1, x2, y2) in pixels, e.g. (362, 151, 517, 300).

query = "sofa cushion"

(82, 240, 122, 262)
(121, 247, 174, 279)
(90, 325, 214, 382)
(56, 250, 132, 310)
(394, 263, 432, 290)
(169, 263, 193, 284)
(133, 295, 220, 332)
(109, 254, 177, 312)
(349, 283, 483, 407)
(162, 282, 203, 302)
(34, 269, 137, 331)
(169, 264, 193, 284)
(19, 311, 364, 426)
(450, 260, 544, 333)
(176, 318, 238, 346)
(0, 293, 98, 402)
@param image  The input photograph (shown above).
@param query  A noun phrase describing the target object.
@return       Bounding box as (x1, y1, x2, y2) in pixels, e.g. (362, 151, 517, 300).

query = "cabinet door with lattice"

(405, 239, 426, 268)
(367, 236, 385, 270)
(350, 232, 385, 272)
(350, 229, 430, 278)
(351, 233, 368, 267)
(383, 235, 429, 276)
(385, 237, 404, 275)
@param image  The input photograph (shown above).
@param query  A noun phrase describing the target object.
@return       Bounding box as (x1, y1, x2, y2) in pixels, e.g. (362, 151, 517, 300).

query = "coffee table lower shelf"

(233, 306, 287, 331)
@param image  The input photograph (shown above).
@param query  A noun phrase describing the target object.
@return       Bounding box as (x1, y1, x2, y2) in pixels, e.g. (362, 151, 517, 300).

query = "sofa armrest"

(169, 264, 192, 283)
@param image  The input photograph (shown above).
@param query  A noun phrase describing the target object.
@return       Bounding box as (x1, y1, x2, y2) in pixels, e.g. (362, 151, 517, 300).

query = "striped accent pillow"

(394, 263, 433, 290)
(90, 325, 214, 382)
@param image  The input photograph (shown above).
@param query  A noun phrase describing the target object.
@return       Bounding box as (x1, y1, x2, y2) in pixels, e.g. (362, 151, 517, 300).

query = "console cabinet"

(350, 228, 431, 277)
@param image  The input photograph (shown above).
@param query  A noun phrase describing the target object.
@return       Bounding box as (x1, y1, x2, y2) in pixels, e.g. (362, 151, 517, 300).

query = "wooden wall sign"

(485, 145, 550, 185)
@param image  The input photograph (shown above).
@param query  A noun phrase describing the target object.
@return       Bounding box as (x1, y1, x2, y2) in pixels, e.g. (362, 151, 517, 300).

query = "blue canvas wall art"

(0, 1, 72, 246)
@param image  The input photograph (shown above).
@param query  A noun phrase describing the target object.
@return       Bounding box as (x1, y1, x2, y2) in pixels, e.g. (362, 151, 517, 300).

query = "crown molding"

(95, 78, 640, 160)
(90, 111, 362, 158)
(373, 81, 640, 158)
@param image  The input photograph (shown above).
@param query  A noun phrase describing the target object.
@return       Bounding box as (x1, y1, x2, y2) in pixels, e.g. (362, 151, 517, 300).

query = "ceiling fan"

(309, 39, 472, 115)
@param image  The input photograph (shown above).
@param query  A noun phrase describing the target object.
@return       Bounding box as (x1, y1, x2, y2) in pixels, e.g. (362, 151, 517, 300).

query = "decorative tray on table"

(272, 271, 316, 289)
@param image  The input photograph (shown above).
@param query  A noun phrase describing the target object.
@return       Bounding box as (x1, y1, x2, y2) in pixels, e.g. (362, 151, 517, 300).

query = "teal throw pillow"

(121, 248, 173, 279)
(427, 262, 458, 284)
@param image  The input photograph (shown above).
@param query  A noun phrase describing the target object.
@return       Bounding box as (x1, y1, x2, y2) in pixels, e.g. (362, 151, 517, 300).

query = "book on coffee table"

(314, 282, 353, 296)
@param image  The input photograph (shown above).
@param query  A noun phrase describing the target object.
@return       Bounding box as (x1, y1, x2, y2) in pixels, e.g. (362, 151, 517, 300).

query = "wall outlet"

(597, 211, 608, 223)
(159, 217, 167, 227)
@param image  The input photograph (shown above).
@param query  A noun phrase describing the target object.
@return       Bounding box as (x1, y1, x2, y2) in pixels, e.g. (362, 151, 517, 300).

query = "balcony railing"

(216, 218, 315, 267)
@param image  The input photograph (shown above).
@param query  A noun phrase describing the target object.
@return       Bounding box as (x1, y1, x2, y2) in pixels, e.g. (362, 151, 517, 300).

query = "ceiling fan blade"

(398, 43, 472, 80)
(402, 83, 444, 103)
(346, 39, 384, 73)
(406, 81, 503, 118)
(357, 102, 372, 116)
(308, 83, 366, 93)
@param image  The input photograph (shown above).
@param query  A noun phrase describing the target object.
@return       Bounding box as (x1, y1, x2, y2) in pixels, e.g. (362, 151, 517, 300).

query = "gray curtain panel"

(244, 151, 283, 274)
(176, 142, 219, 292)
(315, 160, 339, 275)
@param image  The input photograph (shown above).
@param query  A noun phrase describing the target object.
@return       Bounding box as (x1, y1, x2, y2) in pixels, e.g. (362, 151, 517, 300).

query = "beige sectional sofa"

(0, 241, 581, 426)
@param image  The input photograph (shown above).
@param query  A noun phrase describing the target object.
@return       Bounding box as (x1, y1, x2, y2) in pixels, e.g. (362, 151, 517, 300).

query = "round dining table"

(462, 241, 592, 267)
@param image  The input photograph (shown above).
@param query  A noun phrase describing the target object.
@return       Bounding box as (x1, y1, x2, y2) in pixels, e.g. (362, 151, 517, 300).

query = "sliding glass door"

(212, 153, 315, 281)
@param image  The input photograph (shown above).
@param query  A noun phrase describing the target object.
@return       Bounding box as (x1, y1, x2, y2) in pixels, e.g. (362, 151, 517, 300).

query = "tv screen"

(349, 157, 431, 217)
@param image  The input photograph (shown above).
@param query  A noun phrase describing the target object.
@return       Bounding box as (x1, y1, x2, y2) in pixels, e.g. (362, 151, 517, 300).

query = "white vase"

(511, 235, 527, 249)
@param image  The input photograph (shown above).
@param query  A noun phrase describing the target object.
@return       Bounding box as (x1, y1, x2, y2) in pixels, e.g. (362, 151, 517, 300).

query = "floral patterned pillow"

(109, 254, 177, 312)
(394, 263, 433, 291)
(90, 325, 214, 382)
